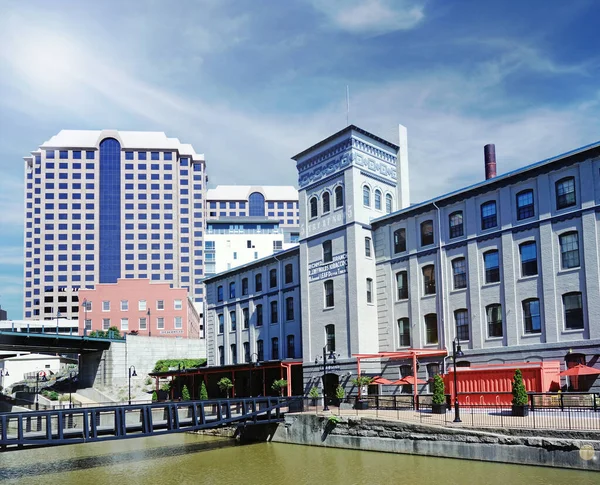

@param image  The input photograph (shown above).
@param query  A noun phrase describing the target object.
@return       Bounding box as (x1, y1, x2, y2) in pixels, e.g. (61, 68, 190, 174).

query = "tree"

(351, 375, 373, 398)
(335, 385, 345, 400)
(182, 384, 191, 401)
(271, 379, 288, 396)
(432, 375, 445, 405)
(512, 369, 528, 406)
(217, 377, 233, 398)
(199, 381, 208, 400)
(151, 391, 158, 402)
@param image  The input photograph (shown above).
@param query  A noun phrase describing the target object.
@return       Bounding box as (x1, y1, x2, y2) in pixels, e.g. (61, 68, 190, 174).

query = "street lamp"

(69, 371, 76, 409)
(128, 365, 137, 405)
(81, 299, 89, 334)
(55, 310, 61, 333)
(315, 346, 338, 412)
(248, 352, 260, 397)
(147, 309, 151, 338)
(35, 372, 47, 411)
(452, 337, 465, 423)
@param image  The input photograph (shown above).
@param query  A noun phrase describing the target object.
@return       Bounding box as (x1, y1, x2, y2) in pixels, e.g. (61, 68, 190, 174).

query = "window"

(385, 194, 393, 214)
(231, 344, 237, 365)
(218, 346, 224, 366)
(516, 189, 534, 220)
(481, 201, 497, 229)
(393, 228, 406, 253)
(421, 220, 434, 246)
(218, 314, 224, 333)
(324, 279, 334, 307)
(271, 338, 279, 360)
(270, 300, 278, 323)
(102, 318, 110, 330)
(120, 300, 128, 311)
(255, 273, 262, 292)
(455, 309, 469, 341)
(229, 281, 235, 298)
(138, 317, 147, 330)
(484, 250, 500, 283)
(396, 271, 408, 300)
(286, 297, 294, 320)
(256, 304, 263, 326)
(249, 192, 265, 217)
(157, 317, 165, 329)
(138, 300, 146, 311)
(102, 300, 110, 311)
(285, 264, 293, 284)
(243, 308, 249, 329)
(243, 342, 250, 362)
(563, 292, 583, 330)
(287, 335, 295, 359)
(556, 177, 576, 209)
(230, 311, 236, 331)
(242, 278, 249, 295)
(322, 192, 330, 213)
(174, 299, 182, 310)
(452, 258, 467, 290)
(257, 340, 264, 361)
(424, 314, 438, 344)
(335, 186, 343, 208)
(322, 240, 332, 263)
(309, 197, 318, 218)
(366, 278, 373, 303)
(486, 304, 503, 337)
(217, 285, 223, 302)
(157, 300, 164, 310)
(363, 186, 371, 206)
(374, 189, 382, 210)
(398, 318, 410, 347)
(559, 232, 580, 269)
(449, 211, 464, 238)
(325, 324, 335, 352)
(520, 241, 538, 277)
(365, 237, 371, 257)
(523, 299, 541, 333)
(422, 265, 435, 295)
(269, 268, 277, 287)
(174, 316, 182, 329)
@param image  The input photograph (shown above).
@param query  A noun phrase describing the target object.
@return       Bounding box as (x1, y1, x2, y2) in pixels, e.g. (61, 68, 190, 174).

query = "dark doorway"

(322, 373, 339, 406)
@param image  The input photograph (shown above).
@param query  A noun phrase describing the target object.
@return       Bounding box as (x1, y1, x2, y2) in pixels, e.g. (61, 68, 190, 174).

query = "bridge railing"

(0, 396, 303, 450)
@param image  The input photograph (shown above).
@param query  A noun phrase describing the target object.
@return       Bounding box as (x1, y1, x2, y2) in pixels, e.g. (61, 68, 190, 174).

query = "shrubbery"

(152, 359, 206, 373)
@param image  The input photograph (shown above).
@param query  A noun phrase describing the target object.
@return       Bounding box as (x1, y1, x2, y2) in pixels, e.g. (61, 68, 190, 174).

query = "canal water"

(0, 433, 596, 484)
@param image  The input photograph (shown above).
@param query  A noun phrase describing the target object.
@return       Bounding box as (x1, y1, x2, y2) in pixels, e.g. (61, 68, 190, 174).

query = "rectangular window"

(270, 300, 278, 324)
(230, 311, 236, 331)
(217, 285, 223, 302)
(423, 265, 436, 295)
(139, 317, 147, 330)
(366, 278, 373, 303)
(484, 251, 500, 283)
(365, 237, 371, 257)
(323, 240, 332, 263)
(520, 241, 538, 277)
(257, 340, 264, 361)
(398, 318, 410, 347)
(393, 228, 406, 253)
(324, 279, 334, 307)
(138, 300, 147, 311)
(325, 324, 335, 352)
(102, 318, 110, 330)
(287, 335, 295, 359)
(425, 314, 438, 344)
(481, 201, 497, 229)
(269, 268, 277, 288)
(231, 344, 237, 365)
(486, 304, 503, 337)
(121, 318, 129, 331)
(560, 232, 580, 269)
(157, 300, 164, 310)
(120, 300, 128, 311)
(229, 281, 235, 298)
(285, 264, 293, 284)
(157, 317, 165, 329)
(449, 212, 464, 238)
(455, 310, 469, 341)
(286, 297, 294, 320)
(452, 258, 467, 289)
(218, 314, 224, 334)
(256, 305, 263, 326)
(242, 278, 248, 295)
(396, 271, 408, 300)
(563, 293, 583, 330)
(174, 299, 182, 310)
(102, 300, 110, 311)
(243, 308, 249, 329)
(516, 190, 534, 220)
(271, 338, 279, 360)
(523, 299, 541, 333)
(556, 177, 576, 210)
(255, 274, 262, 292)
(219, 346, 224, 366)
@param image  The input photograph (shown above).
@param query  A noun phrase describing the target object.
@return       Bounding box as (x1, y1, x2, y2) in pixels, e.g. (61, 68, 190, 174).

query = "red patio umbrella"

(392, 375, 427, 385)
(371, 376, 394, 385)
(559, 364, 600, 377)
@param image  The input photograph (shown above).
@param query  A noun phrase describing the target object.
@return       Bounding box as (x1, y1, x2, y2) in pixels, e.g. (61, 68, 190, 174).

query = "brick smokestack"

(484, 144, 496, 180)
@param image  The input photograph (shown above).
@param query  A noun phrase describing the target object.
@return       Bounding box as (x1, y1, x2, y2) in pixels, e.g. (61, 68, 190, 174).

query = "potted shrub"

(351, 376, 372, 410)
(335, 385, 345, 407)
(511, 369, 529, 416)
(308, 386, 320, 406)
(199, 381, 208, 401)
(431, 375, 446, 414)
(271, 379, 288, 397)
(181, 385, 191, 401)
(218, 377, 234, 398)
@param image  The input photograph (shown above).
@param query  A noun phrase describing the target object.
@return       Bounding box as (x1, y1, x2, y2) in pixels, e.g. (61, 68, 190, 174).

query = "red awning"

(393, 375, 427, 385)
(559, 364, 600, 377)
(371, 376, 395, 385)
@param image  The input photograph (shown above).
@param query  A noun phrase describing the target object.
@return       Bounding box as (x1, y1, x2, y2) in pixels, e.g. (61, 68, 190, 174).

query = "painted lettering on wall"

(159, 330, 184, 335)
(308, 253, 348, 281)
(308, 210, 344, 234)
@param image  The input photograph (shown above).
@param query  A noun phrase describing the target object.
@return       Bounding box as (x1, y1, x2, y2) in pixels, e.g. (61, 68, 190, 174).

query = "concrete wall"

(79, 336, 206, 388)
(272, 414, 600, 471)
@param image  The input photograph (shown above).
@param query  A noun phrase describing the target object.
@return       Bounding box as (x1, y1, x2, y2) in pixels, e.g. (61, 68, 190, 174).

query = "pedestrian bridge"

(0, 397, 299, 451)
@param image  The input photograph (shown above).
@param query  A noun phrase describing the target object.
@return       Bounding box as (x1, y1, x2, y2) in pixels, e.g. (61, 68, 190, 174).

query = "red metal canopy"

(559, 364, 600, 377)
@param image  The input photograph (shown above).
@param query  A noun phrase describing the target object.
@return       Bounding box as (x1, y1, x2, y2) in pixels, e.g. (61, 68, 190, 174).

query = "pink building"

(78, 279, 201, 339)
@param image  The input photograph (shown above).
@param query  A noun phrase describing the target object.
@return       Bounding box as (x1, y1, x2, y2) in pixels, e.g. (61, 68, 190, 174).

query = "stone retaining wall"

(270, 414, 600, 471)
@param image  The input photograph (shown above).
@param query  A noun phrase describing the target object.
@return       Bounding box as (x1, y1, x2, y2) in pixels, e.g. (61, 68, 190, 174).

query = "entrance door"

(322, 373, 339, 406)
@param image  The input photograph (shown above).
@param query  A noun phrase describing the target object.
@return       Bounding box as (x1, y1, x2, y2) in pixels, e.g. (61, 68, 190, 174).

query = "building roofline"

(202, 245, 300, 283)
(206, 217, 282, 224)
(292, 125, 399, 161)
(371, 138, 600, 225)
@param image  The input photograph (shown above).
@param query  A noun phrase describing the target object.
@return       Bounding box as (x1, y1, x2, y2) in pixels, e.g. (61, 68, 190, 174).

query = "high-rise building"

(23, 130, 206, 321)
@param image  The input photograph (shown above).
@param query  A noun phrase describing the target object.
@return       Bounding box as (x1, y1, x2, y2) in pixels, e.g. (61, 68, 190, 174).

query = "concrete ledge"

(271, 414, 600, 471)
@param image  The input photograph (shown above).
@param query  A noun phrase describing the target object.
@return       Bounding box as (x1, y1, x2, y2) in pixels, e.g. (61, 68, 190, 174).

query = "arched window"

(249, 192, 265, 217)
(516, 189, 534, 220)
(556, 177, 576, 209)
(325, 324, 335, 352)
(309, 197, 318, 219)
(335, 186, 344, 208)
(385, 194, 393, 214)
(421, 220, 434, 246)
(322, 191, 331, 213)
(374, 189, 382, 210)
(481, 201, 497, 229)
(449, 211, 464, 238)
(363, 186, 371, 206)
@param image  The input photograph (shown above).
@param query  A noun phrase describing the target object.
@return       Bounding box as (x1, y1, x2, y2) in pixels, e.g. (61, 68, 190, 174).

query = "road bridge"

(0, 328, 122, 354)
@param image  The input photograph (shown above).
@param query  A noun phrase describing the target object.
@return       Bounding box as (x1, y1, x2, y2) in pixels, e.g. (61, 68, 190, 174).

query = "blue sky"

(1, 0, 599, 319)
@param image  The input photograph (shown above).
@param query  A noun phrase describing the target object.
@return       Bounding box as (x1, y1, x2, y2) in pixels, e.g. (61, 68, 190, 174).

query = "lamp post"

(248, 352, 260, 397)
(35, 372, 47, 411)
(69, 371, 76, 409)
(147, 309, 151, 337)
(55, 310, 61, 333)
(81, 299, 88, 334)
(177, 363, 183, 400)
(452, 337, 465, 423)
(315, 346, 337, 412)
(128, 365, 137, 405)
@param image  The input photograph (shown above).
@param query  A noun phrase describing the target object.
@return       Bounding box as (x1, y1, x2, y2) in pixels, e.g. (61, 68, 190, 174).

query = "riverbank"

(269, 414, 600, 471)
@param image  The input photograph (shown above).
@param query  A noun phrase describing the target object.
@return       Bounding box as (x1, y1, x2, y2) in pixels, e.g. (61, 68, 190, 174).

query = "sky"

(0, 0, 599, 319)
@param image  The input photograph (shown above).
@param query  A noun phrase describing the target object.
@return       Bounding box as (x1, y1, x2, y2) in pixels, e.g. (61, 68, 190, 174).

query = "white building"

(23, 130, 206, 321)
(0, 318, 79, 335)
(0, 353, 75, 389)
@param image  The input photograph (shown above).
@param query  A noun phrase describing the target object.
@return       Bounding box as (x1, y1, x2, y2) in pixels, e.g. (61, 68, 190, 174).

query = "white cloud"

(307, 0, 425, 34)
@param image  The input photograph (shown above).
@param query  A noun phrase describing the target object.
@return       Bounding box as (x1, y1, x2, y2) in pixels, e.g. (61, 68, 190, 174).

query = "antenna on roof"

(346, 85, 350, 126)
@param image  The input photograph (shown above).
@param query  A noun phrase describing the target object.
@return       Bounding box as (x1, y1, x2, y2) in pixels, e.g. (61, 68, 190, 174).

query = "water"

(0, 433, 596, 485)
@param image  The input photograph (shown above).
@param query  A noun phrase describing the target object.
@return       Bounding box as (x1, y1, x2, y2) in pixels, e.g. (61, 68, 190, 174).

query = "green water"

(0, 434, 596, 484)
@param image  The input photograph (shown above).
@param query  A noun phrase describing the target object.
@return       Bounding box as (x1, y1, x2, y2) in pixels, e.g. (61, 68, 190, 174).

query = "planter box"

(355, 400, 369, 410)
(431, 403, 447, 414)
(512, 405, 530, 417)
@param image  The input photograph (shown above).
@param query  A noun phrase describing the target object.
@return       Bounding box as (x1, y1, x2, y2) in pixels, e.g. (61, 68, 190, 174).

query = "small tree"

(432, 375, 445, 405)
(182, 384, 191, 401)
(160, 381, 171, 393)
(308, 386, 320, 398)
(271, 379, 288, 396)
(512, 369, 528, 406)
(335, 385, 345, 400)
(351, 375, 373, 398)
(151, 391, 158, 402)
(199, 381, 208, 400)
(218, 377, 234, 398)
